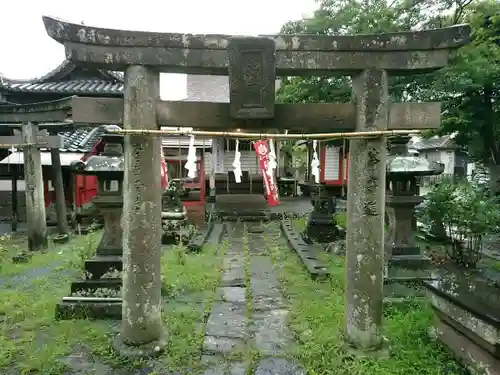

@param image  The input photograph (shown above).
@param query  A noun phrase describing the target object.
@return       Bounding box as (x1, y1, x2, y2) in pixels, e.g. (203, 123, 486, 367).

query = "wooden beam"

(22, 122, 48, 251)
(71, 97, 441, 131)
(0, 97, 74, 123)
(11, 167, 18, 232)
(51, 148, 70, 235)
(0, 129, 65, 149)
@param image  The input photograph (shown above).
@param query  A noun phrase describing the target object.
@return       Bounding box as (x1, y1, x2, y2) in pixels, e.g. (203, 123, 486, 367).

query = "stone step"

(389, 255, 431, 269)
(55, 298, 122, 320)
(387, 266, 433, 279)
(388, 246, 422, 256)
(384, 278, 428, 299)
(84, 256, 122, 279)
(70, 278, 122, 294)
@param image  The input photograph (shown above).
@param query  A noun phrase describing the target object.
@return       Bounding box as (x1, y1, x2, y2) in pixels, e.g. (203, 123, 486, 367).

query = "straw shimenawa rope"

(105, 128, 422, 140)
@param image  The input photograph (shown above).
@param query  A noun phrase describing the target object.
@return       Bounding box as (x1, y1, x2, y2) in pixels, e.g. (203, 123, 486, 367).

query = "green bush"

(422, 179, 500, 267)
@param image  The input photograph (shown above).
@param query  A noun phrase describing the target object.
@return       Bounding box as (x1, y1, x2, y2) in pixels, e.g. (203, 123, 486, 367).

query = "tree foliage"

(276, 0, 500, 166)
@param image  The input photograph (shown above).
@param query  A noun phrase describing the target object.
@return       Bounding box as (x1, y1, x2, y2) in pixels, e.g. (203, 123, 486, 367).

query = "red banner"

(160, 160, 168, 190)
(253, 140, 280, 207)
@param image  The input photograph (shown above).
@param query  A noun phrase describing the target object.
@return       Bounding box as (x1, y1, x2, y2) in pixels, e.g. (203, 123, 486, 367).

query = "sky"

(0, 0, 318, 100)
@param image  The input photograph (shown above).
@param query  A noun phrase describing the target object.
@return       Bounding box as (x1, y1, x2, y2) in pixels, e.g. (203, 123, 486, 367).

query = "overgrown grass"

(0, 232, 226, 374)
(294, 212, 347, 233)
(0, 232, 101, 278)
(264, 223, 465, 375)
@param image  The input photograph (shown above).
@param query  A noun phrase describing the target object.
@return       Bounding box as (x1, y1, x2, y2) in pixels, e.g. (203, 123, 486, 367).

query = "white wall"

(0, 180, 25, 191)
(186, 75, 282, 102)
(422, 150, 455, 175)
(204, 151, 259, 175)
(324, 146, 341, 180)
(186, 75, 229, 102)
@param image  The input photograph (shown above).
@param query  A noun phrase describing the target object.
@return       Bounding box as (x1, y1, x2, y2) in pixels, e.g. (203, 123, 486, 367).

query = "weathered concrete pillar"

(345, 70, 388, 352)
(22, 122, 48, 251)
(11, 167, 18, 232)
(114, 66, 167, 357)
(51, 148, 70, 234)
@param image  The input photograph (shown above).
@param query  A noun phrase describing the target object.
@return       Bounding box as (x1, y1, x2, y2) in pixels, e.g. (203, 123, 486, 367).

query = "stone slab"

(255, 357, 306, 375)
(428, 291, 500, 352)
(216, 287, 246, 304)
(205, 302, 248, 339)
(203, 335, 246, 354)
(220, 267, 246, 287)
(252, 309, 294, 356)
(424, 276, 500, 329)
(433, 319, 500, 375)
(201, 355, 249, 375)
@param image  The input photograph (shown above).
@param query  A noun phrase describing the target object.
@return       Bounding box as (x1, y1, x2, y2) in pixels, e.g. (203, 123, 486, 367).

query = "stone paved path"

(201, 221, 305, 375)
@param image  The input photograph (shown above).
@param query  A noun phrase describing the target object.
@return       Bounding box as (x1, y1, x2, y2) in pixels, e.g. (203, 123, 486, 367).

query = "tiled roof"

(0, 60, 123, 96)
(3, 80, 123, 95)
(54, 126, 110, 153)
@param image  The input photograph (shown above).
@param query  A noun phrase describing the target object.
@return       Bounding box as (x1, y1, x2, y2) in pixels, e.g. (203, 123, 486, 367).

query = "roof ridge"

(0, 60, 74, 85)
(0, 60, 124, 87)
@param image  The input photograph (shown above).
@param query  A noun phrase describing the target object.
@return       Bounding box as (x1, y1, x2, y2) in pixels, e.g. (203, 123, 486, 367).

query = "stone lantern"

(161, 179, 189, 244)
(384, 136, 444, 299)
(55, 127, 125, 319)
(75, 133, 124, 259)
(302, 183, 339, 245)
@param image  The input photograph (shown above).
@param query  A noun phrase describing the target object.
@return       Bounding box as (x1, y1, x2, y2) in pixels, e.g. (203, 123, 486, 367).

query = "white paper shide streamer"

(232, 139, 242, 183)
(212, 138, 225, 174)
(267, 139, 277, 185)
(185, 135, 197, 179)
(311, 140, 320, 183)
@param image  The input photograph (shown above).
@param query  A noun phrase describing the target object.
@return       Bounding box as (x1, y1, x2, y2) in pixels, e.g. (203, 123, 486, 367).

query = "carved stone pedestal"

(424, 274, 500, 375)
(55, 135, 125, 320)
(302, 190, 338, 245)
(56, 194, 124, 320)
(384, 193, 432, 300)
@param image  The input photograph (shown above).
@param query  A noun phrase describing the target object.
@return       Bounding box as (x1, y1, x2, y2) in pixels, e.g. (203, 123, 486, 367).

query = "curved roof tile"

(0, 60, 123, 95)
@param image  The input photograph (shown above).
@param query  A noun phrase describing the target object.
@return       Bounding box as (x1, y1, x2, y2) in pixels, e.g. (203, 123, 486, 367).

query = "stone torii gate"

(0, 98, 71, 250)
(42, 16, 470, 356)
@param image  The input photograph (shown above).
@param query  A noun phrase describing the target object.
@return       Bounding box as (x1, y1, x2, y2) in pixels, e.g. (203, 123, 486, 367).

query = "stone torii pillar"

(113, 66, 167, 356)
(345, 70, 388, 351)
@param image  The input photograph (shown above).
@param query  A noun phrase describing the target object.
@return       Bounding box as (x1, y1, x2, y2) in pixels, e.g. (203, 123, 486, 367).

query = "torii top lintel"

(42, 16, 470, 76)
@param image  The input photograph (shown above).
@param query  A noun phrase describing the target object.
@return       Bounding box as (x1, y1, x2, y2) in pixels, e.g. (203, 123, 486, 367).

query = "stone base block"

(384, 265, 435, 300)
(70, 278, 122, 295)
(434, 319, 500, 375)
(55, 299, 122, 320)
(113, 327, 168, 358)
(384, 277, 429, 300)
(280, 219, 329, 279)
(12, 253, 31, 263)
(385, 244, 421, 256)
(389, 254, 431, 270)
(84, 255, 122, 279)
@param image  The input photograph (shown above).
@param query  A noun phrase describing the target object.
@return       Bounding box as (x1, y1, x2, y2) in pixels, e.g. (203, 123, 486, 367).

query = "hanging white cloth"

(184, 135, 197, 179)
(267, 139, 277, 186)
(311, 140, 320, 184)
(232, 139, 242, 183)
